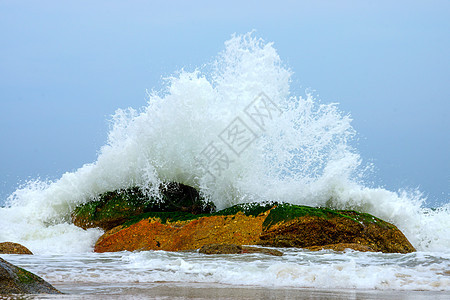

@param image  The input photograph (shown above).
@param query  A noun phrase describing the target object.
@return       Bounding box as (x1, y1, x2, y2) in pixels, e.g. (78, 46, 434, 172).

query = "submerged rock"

(72, 182, 215, 231)
(199, 244, 283, 256)
(199, 243, 243, 254)
(0, 257, 61, 294)
(305, 243, 374, 252)
(0, 242, 33, 255)
(241, 245, 284, 256)
(91, 199, 415, 254)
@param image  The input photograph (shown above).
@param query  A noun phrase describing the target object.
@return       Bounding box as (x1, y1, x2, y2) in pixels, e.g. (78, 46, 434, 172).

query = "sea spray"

(0, 32, 448, 254)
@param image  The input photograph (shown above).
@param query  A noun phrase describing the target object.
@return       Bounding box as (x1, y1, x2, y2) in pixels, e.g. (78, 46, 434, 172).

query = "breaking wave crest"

(0, 32, 448, 253)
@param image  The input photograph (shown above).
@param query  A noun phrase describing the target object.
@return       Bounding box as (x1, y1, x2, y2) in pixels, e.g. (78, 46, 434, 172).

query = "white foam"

(4, 250, 448, 291)
(0, 32, 448, 254)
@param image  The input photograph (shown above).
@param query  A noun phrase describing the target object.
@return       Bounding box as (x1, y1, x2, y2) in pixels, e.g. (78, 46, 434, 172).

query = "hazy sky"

(0, 0, 448, 206)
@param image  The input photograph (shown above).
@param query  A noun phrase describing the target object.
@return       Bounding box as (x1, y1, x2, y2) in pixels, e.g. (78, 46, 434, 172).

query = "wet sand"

(2, 282, 448, 300)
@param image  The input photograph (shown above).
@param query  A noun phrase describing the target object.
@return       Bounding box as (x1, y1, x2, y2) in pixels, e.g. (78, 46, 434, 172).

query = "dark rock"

(158, 182, 215, 214)
(0, 242, 33, 255)
(72, 182, 215, 231)
(0, 257, 61, 294)
(199, 244, 283, 256)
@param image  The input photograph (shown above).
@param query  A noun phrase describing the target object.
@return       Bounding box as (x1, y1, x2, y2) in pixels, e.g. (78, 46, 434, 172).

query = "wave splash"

(0, 32, 448, 253)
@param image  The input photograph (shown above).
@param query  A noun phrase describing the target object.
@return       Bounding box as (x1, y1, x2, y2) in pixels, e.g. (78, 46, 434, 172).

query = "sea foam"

(4, 249, 449, 291)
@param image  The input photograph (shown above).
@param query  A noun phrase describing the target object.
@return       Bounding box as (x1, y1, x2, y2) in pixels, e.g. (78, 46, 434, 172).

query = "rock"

(241, 246, 283, 256)
(158, 182, 215, 214)
(72, 182, 215, 231)
(94, 208, 271, 252)
(199, 244, 283, 256)
(199, 244, 242, 254)
(305, 243, 374, 252)
(88, 193, 415, 254)
(0, 257, 61, 294)
(0, 242, 33, 255)
(258, 204, 416, 253)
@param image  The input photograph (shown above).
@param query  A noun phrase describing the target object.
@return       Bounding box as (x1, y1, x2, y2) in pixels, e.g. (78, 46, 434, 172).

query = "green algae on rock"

(258, 203, 415, 253)
(112, 201, 278, 228)
(72, 182, 215, 230)
(80, 187, 415, 254)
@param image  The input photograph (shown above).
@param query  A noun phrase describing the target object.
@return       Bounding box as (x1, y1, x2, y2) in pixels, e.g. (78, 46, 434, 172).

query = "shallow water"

(2, 247, 449, 296)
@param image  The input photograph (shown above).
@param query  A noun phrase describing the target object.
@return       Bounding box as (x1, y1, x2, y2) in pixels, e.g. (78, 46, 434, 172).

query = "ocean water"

(1, 249, 449, 298)
(0, 33, 449, 296)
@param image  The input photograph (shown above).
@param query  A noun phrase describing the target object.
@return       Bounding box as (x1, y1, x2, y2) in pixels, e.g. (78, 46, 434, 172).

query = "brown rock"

(95, 211, 270, 253)
(241, 246, 283, 256)
(92, 201, 415, 254)
(259, 212, 415, 253)
(305, 243, 374, 252)
(0, 242, 33, 255)
(199, 244, 283, 256)
(199, 244, 242, 254)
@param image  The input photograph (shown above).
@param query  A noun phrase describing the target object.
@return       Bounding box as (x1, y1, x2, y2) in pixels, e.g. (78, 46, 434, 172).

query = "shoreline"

(12, 282, 447, 299)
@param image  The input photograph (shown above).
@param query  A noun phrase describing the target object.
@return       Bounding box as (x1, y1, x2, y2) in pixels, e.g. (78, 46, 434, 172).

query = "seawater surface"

(2, 248, 449, 296)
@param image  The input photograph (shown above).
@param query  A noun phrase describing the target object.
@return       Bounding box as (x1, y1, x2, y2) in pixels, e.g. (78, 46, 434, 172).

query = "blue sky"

(0, 0, 448, 206)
